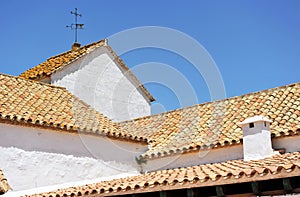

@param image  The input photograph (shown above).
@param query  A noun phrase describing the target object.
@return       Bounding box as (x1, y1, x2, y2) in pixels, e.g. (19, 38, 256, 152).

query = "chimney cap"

(238, 115, 272, 126)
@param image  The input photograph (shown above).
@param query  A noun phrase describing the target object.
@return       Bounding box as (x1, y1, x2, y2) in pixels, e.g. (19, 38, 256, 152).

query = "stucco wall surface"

(0, 123, 147, 164)
(0, 146, 139, 191)
(272, 135, 300, 153)
(144, 145, 244, 172)
(144, 134, 300, 172)
(51, 47, 150, 122)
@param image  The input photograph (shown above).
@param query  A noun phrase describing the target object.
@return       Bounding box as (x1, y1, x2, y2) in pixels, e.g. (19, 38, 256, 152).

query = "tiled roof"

(0, 73, 145, 142)
(0, 168, 10, 194)
(19, 40, 105, 80)
(119, 82, 300, 159)
(19, 39, 155, 102)
(20, 40, 105, 80)
(26, 151, 300, 197)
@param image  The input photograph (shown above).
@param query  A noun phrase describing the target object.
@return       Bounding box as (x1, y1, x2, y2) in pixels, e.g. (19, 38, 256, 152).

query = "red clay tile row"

(26, 152, 300, 197)
(0, 73, 146, 143)
(119, 83, 300, 159)
(19, 40, 106, 80)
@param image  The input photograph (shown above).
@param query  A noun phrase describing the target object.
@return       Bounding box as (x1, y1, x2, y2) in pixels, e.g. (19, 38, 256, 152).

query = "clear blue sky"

(0, 1, 299, 114)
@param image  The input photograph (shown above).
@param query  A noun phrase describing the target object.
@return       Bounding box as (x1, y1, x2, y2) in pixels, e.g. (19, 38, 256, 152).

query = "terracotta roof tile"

(26, 151, 300, 197)
(19, 40, 106, 80)
(19, 39, 154, 102)
(0, 168, 10, 194)
(118, 82, 300, 158)
(0, 73, 145, 142)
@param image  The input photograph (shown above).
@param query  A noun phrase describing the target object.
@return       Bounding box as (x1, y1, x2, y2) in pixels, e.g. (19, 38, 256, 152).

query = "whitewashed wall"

(51, 46, 151, 122)
(143, 145, 243, 172)
(272, 135, 300, 153)
(0, 146, 139, 191)
(143, 134, 300, 172)
(0, 124, 147, 163)
(1, 122, 300, 191)
(0, 123, 147, 191)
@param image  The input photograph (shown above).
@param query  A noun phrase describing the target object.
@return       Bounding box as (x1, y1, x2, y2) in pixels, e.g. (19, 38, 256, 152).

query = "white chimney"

(238, 115, 276, 161)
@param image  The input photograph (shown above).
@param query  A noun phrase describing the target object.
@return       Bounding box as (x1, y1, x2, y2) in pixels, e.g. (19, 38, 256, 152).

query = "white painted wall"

(143, 145, 244, 172)
(272, 135, 300, 153)
(0, 123, 148, 191)
(51, 46, 151, 122)
(0, 146, 139, 191)
(0, 123, 147, 164)
(1, 122, 300, 191)
(143, 134, 300, 172)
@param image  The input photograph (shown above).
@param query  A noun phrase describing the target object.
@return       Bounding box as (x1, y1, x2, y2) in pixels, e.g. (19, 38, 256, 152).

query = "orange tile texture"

(0, 74, 138, 141)
(19, 40, 105, 80)
(119, 83, 300, 158)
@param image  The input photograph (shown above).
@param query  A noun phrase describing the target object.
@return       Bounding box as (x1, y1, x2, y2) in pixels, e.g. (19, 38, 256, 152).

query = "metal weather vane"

(66, 8, 84, 43)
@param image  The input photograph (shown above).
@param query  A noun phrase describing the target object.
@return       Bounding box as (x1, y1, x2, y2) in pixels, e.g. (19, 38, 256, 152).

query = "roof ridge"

(19, 39, 107, 79)
(18, 38, 155, 102)
(1, 73, 66, 90)
(46, 39, 106, 60)
(118, 81, 300, 124)
(104, 45, 155, 102)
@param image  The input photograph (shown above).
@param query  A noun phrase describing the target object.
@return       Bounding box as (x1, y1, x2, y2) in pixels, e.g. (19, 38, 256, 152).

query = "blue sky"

(0, 1, 299, 114)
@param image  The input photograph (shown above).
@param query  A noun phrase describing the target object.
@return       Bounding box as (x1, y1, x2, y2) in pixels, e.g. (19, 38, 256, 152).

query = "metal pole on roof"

(66, 8, 84, 44)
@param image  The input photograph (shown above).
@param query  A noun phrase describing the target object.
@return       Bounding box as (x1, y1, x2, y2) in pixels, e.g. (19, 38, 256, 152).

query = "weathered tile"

(0, 74, 141, 142)
(119, 83, 300, 159)
(26, 152, 300, 197)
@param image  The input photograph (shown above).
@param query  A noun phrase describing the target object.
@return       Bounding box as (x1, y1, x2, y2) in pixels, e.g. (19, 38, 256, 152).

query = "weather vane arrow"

(66, 8, 84, 43)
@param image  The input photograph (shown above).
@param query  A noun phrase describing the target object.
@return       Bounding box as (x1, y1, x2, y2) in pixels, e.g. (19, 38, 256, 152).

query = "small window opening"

(264, 121, 267, 127)
(249, 123, 254, 128)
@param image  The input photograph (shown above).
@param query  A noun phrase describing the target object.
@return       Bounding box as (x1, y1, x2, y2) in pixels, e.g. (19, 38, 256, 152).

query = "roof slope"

(19, 40, 105, 80)
(0, 168, 10, 195)
(19, 39, 154, 102)
(119, 82, 300, 158)
(26, 151, 300, 197)
(0, 73, 143, 142)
